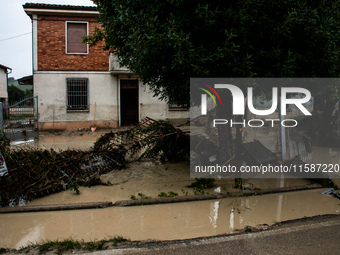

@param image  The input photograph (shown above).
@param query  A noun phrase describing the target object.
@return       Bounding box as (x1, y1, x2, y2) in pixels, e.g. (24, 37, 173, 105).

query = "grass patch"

(130, 193, 152, 200)
(108, 236, 129, 246)
(9, 236, 131, 254)
(158, 191, 179, 198)
(0, 248, 9, 254)
(38, 239, 81, 254)
(188, 178, 215, 190)
(188, 178, 215, 195)
(83, 240, 106, 251)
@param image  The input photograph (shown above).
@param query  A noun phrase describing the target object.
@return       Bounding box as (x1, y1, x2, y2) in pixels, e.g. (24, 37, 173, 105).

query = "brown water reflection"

(0, 189, 339, 249)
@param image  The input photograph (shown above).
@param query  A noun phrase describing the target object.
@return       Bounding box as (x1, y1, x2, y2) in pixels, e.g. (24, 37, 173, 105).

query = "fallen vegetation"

(94, 118, 190, 162)
(0, 118, 190, 207)
(0, 132, 125, 207)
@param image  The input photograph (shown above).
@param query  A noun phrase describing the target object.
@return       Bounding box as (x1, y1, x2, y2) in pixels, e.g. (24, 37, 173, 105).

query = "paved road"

(84, 215, 340, 255)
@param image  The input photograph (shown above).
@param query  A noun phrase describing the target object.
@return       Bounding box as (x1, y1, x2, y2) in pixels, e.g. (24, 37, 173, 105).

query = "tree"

(87, 0, 339, 105)
(86, 0, 340, 169)
(7, 84, 25, 105)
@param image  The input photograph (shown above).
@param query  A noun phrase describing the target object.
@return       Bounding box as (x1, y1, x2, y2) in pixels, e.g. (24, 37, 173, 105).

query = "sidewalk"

(84, 214, 340, 255)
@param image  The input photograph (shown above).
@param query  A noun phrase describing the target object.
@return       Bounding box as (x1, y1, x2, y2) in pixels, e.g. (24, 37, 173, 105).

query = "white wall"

(0, 68, 7, 99)
(34, 72, 118, 123)
(34, 72, 189, 128)
(139, 82, 189, 120)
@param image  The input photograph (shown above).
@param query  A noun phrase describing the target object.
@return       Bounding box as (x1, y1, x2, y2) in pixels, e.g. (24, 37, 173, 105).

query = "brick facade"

(37, 15, 109, 71)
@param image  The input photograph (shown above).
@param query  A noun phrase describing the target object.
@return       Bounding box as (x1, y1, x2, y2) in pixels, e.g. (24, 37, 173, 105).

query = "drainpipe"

(6, 67, 12, 105)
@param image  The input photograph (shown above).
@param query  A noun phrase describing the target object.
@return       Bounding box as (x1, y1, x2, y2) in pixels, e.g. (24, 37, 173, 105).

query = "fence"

(0, 96, 39, 141)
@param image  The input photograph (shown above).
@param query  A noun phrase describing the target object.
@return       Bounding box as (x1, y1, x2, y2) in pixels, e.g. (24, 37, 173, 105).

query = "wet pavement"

(84, 215, 340, 255)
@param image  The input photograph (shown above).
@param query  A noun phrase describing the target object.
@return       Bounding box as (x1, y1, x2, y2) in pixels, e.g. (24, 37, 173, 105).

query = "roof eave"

(24, 8, 99, 17)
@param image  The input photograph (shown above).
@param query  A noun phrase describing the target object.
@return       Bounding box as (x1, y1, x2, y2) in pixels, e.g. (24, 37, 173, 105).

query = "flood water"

(0, 189, 339, 249)
(33, 130, 108, 151)
(1, 131, 339, 249)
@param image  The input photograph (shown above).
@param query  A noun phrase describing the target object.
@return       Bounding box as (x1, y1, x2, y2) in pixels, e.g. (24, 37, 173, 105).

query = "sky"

(0, 0, 96, 80)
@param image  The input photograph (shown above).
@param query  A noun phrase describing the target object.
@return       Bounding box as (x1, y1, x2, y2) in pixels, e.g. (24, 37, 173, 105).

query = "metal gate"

(0, 96, 39, 141)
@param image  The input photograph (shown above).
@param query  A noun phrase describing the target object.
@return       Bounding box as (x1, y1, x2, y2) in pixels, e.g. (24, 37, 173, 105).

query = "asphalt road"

(84, 214, 340, 255)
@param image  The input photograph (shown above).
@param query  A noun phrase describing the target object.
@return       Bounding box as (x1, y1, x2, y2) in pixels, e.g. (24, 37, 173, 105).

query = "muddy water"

(312, 146, 340, 183)
(33, 130, 108, 151)
(19, 160, 312, 206)
(0, 189, 339, 249)
(2, 132, 339, 249)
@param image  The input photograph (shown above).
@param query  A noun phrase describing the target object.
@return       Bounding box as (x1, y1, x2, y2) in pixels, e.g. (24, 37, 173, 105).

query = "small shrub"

(158, 191, 179, 198)
(188, 178, 215, 189)
(137, 193, 151, 199)
(244, 226, 252, 233)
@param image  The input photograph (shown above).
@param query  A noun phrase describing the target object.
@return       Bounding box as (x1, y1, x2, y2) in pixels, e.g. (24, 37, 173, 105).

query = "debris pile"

(0, 133, 125, 207)
(94, 117, 190, 162)
(0, 118, 190, 206)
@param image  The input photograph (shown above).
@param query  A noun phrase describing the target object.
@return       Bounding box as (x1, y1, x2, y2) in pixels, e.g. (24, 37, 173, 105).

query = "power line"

(0, 32, 32, 42)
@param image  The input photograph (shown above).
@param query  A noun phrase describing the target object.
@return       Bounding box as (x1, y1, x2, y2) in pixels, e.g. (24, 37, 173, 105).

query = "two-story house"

(0, 64, 11, 105)
(23, 3, 189, 131)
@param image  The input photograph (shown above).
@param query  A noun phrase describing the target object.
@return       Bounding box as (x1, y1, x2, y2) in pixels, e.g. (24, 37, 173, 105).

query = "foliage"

(129, 120, 190, 162)
(87, 0, 340, 105)
(0, 248, 9, 254)
(69, 181, 80, 195)
(83, 240, 106, 251)
(188, 178, 215, 190)
(234, 178, 243, 189)
(108, 236, 129, 246)
(158, 191, 179, 197)
(193, 187, 205, 195)
(7, 83, 33, 108)
(15, 236, 130, 254)
(181, 188, 188, 196)
(93, 119, 189, 162)
(130, 193, 151, 200)
(7, 84, 26, 104)
(0, 133, 125, 206)
(37, 239, 81, 255)
(244, 226, 252, 233)
(95, 120, 188, 161)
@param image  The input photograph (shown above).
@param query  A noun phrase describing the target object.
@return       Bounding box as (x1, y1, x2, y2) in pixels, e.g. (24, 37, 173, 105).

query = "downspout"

(6, 67, 12, 104)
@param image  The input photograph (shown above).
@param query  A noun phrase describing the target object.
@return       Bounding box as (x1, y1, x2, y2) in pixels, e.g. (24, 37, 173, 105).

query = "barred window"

(168, 102, 188, 111)
(66, 78, 89, 110)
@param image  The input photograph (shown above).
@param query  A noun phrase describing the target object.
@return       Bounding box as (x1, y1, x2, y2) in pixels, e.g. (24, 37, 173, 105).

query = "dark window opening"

(120, 79, 139, 125)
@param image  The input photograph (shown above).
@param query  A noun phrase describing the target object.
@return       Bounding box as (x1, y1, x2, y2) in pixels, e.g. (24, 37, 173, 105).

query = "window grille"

(66, 78, 89, 110)
(168, 102, 189, 111)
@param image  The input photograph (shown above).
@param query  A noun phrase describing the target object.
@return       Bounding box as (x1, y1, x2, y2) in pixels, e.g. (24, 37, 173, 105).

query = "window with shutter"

(66, 22, 88, 54)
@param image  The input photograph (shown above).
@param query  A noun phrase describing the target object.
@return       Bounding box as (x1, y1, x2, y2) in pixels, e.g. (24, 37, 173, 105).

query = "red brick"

(37, 15, 109, 71)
